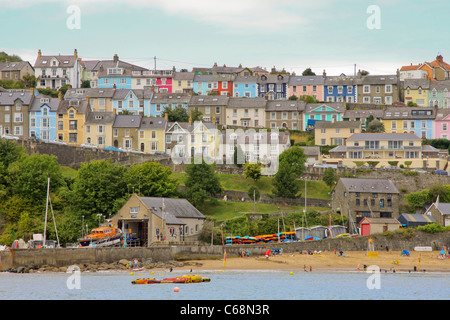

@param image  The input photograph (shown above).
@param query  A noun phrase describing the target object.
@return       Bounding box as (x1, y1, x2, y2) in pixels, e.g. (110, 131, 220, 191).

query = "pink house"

(288, 73, 325, 102)
(434, 109, 450, 139)
(150, 69, 173, 93)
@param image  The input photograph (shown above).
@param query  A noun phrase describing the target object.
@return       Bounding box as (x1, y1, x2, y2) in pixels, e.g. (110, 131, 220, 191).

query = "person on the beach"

(357, 264, 360, 272)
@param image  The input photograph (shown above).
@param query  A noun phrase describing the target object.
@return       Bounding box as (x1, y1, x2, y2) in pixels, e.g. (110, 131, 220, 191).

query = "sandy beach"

(182, 250, 450, 273)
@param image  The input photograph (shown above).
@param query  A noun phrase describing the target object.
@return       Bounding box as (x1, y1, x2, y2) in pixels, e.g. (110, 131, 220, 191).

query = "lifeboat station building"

(112, 194, 206, 246)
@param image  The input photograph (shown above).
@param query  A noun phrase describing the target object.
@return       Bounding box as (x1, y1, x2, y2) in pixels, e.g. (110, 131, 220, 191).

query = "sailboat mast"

(43, 176, 50, 248)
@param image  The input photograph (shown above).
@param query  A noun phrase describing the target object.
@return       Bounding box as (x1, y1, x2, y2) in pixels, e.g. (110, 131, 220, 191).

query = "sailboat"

(28, 177, 60, 248)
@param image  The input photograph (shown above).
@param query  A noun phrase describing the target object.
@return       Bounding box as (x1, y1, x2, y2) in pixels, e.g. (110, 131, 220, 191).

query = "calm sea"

(0, 269, 448, 301)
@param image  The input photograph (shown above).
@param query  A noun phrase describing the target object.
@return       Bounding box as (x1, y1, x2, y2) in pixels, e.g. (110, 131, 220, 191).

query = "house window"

(363, 85, 370, 93)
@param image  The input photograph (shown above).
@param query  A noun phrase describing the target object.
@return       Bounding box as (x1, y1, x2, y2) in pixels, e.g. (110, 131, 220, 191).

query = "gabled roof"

(34, 54, 78, 68)
(304, 102, 345, 113)
(403, 79, 430, 90)
(343, 109, 384, 119)
(359, 217, 401, 225)
(138, 196, 206, 220)
(57, 100, 90, 114)
(0, 90, 34, 105)
(0, 61, 33, 72)
(29, 94, 60, 112)
(338, 177, 399, 194)
(65, 88, 116, 99)
(151, 92, 191, 104)
(288, 75, 325, 85)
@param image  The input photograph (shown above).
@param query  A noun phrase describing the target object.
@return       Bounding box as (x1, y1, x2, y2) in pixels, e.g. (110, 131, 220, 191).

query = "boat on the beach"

(131, 274, 211, 284)
(78, 226, 123, 247)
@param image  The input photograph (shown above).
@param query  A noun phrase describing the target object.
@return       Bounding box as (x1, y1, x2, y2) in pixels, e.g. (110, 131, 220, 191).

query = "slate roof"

(346, 132, 421, 141)
(315, 120, 361, 129)
(65, 88, 116, 99)
(227, 97, 267, 108)
(29, 94, 60, 112)
(339, 178, 399, 194)
(139, 117, 168, 130)
(112, 114, 141, 128)
(435, 203, 450, 216)
(288, 75, 325, 85)
(382, 106, 436, 119)
(0, 61, 33, 72)
(139, 197, 206, 221)
(151, 92, 191, 104)
(403, 79, 430, 89)
(189, 95, 229, 105)
(265, 100, 305, 111)
(57, 100, 90, 114)
(357, 75, 398, 85)
(257, 74, 289, 84)
(0, 90, 34, 105)
(233, 75, 258, 83)
(173, 72, 195, 81)
(304, 102, 345, 113)
(85, 112, 115, 124)
(343, 109, 384, 119)
(34, 54, 78, 68)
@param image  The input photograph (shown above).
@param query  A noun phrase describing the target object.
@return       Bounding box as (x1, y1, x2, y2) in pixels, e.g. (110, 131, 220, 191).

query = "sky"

(0, 0, 449, 76)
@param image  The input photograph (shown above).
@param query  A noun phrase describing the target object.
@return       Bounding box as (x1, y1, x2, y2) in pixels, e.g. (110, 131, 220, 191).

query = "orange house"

(418, 55, 450, 81)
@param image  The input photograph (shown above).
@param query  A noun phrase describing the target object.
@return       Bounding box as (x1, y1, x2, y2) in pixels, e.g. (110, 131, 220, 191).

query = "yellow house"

(403, 79, 429, 106)
(64, 88, 115, 113)
(327, 132, 443, 169)
(138, 116, 168, 153)
(56, 100, 91, 146)
(315, 121, 361, 146)
(84, 111, 115, 147)
(172, 72, 194, 93)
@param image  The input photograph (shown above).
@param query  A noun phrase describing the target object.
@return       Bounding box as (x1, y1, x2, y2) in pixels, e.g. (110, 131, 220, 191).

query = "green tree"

(244, 162, 262, 182)
(278, 146, 307, 176)
(288, 95, 298, 101)
(7, 154, 64, 202)
(68, 160, 128, 221)
(22, 75, 38, 88)
(124, 161, 178, 197)
(272, 162, 301, 198)
(185, 158, 222, 206)
(366, 119, 385, 133)
(163, 105, 189, 122)
(81, 80, 91, 88)
(302, 68, 316, 76)
(322, 167, 338, 191)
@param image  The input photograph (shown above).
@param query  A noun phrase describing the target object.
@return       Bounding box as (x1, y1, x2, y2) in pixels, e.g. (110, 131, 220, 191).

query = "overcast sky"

(0, 0, 448, 76)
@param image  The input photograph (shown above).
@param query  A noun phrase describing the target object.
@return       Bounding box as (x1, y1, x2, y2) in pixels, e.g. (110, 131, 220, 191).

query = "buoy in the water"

(290, 272, 294, 275)
(130, 272, 134, 276)
(174, 287, 180, 293)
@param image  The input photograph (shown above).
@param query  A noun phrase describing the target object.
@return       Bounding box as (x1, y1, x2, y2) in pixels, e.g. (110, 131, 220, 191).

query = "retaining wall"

(1, 231, 449, 270)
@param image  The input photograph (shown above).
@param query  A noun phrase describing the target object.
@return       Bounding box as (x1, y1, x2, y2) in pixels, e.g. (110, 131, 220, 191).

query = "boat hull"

(78, 234, 122, 247)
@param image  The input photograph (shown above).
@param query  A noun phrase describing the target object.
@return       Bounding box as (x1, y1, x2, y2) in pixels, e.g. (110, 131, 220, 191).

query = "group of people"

(239, 250, 250, 258)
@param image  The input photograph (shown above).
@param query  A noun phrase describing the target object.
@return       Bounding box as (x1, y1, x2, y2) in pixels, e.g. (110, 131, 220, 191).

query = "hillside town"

(0, 49, 449, 253)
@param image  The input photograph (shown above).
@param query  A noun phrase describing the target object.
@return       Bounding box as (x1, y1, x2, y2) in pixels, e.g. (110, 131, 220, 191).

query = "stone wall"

(2, 231, 449, 269)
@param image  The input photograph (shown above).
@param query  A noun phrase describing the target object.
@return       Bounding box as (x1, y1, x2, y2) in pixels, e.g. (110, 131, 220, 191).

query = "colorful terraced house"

(288, 73, 325, 101)
(403, 79, 429, 106)
(138, 116, 168, 154)
(381, 106, 435, 139)
(29, 93, 61, 141)
(56, 99, 91, 146)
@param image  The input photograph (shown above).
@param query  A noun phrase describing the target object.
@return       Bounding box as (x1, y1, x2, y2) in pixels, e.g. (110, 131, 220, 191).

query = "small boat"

(78, 226, 123, 247)
(131, 274, 211, 284)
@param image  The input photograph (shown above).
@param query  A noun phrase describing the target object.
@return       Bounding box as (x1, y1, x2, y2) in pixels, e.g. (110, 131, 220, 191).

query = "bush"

(417, 223, 450, 234)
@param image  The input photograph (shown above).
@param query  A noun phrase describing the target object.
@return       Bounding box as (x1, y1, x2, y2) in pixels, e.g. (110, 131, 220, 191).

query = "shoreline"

(3, 250, 449, 274)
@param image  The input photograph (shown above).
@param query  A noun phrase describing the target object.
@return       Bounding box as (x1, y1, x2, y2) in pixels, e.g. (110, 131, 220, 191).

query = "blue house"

(112, 89, 153, 116)
(149, 92, 191, 117)
(303, 102, 345, 130)
(29, 94, 60, 141)
(324, 75, 357, 103)
(192, 74, 214, 95)
(233, 75, 257, 97)
(257, 74, 288, 100)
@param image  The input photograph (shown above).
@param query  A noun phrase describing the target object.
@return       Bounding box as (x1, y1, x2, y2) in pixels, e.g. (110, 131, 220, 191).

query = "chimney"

(189, 114, 192, 125)
(357, 69, 362, 79)
(323, 69, 327, 78)
(113, 54, 119, 63)
(38, 49, 41, 58)
(213, 62, 217, 67)
(86, 95, 89, 103)
(151, 85, 155, 93)
(437, 55, 443, 63)
(113, 84, 116, 89)
(165, 112, 169, 121)
(58, 91, 62, 100)
(74, 49, 78, 58)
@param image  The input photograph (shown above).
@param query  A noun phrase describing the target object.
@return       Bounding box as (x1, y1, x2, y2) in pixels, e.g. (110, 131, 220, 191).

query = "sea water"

(0, 270, 448, 300)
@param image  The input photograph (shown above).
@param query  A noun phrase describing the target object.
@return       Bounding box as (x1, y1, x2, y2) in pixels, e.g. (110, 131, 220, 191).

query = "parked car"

(434, 169, 448, 175)
(104, 146, 123, 152)
(47, 139, 68, 145)
(413, 168, 428, 174)
(80, 143, 98, 149)
(1, 134, 19, 140)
